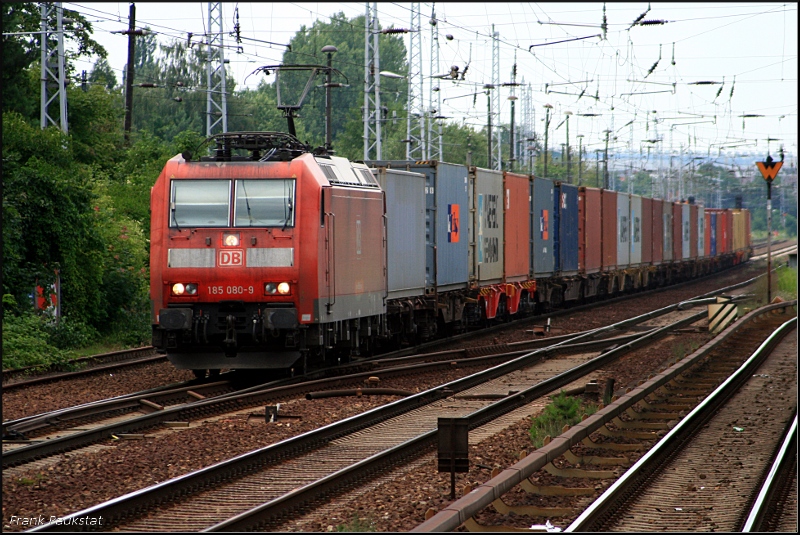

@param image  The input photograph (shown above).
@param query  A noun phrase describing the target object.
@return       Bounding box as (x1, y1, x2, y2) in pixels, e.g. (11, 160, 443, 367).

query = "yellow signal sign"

(756, 159, 782, 182)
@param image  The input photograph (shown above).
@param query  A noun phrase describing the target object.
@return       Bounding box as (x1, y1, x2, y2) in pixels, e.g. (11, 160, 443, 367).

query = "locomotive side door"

(322, 186, 335, 315)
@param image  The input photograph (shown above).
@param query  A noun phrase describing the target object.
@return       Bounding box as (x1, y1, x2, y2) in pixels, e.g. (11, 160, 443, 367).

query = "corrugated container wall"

(503, 172, 530, 282)
(617, 192, 631, 268)
(641, 197, 653, 264)
(373, 168, 427, 300)
(689, 205, 698, 259)
(361, 161, 469, 290)
(629, 194, 643, 266)
(554, 182, 579, 275)
(697, 206, 705, 257)
(469, 168, 504, 285)
(672, 203, 682, 261)
(662, 200, 673, 262)
(601, 189, 618, 270)
(708, 212, 722, 256)
(531, 177, 555, 277)
(578, 187, 602, 273)
(651, 199, 663, 264)
(744, 209, 751, 248)
(681, 203, 691, 259)
(731, 209, 747, 251)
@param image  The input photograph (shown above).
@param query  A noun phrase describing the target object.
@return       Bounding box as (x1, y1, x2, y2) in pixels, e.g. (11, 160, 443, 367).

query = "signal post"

(755, 153, 784, 303)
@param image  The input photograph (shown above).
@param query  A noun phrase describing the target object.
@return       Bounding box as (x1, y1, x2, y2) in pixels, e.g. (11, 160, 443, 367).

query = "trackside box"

(372, 167, 427, 300)
(362, 160, 469, 291)
(578, 186, 602, 273)
(554, 181, 579, 275)
(531, 177, 555, 277)
(503, 172, 530, 282)
(470, 167, 505, 285)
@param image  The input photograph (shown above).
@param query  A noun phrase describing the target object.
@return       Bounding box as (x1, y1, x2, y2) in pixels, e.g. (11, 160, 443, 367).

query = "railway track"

(26, 294, 737, 531)
(1, 347, 162, 391)
(2, 250, 780, 394)
(742, 414, 798, 532)
(5, 270, 760, 470)
(412, 301, 796, 532)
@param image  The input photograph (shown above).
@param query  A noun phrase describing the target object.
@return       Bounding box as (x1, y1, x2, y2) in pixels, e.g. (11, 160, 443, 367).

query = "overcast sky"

(66, 2, 798, 162)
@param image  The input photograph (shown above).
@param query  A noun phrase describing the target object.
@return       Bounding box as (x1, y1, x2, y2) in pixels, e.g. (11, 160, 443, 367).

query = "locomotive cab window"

(234, 179, 295, 228)
(170, 180, 230, 227)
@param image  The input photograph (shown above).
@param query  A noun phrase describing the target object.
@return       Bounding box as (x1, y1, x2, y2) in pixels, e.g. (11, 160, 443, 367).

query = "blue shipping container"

(710, 213, 717, 257)
(531, 177, 555, 277)
(554, 182, 579, 275)
(373, 167, 427, 300)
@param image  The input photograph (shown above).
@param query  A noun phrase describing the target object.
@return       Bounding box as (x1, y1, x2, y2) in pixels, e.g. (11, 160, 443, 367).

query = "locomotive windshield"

(170, 180, 231, 227)
(235, 179, 295, 227)
(169, 179, 295, 228)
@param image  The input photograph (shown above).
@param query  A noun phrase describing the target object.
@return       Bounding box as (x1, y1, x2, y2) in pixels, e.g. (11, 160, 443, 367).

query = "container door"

(532, 177, 555, 276)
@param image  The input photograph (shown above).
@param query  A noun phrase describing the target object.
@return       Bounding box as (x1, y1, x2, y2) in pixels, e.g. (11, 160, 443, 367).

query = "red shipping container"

(651, 199, 663, 265)
(641, 197, 653, 264)
(690, 204, 698, 259)
(672, 203, 682, 262)
(707, 209, 730, 254)
(578, 186, 602, 273)
(503, 172, 530, 282)
(601, 189, 617, 271)
(745, 209, 751, 248)
(705, 211, 712, 257)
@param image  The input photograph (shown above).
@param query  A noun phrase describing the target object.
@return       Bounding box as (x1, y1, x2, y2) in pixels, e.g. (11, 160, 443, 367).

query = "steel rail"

(565, 315, 797, 532)
(412, 301, 796, 532)
(6, 277, 758, 469)
(27, 304, 713, 532)
(205, 310, 709, 532)
(741, 413, 798, 532)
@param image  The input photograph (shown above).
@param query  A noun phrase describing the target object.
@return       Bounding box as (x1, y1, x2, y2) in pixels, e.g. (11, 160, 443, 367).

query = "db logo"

(219, 250, 243, 266)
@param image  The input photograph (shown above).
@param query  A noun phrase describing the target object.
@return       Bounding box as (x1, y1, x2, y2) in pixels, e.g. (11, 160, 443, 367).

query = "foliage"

(2, 2, 107, 121)
(336, 514, 376, 532)
(278, 12, 408, 156)
(1, 312, 69, 369)
(2, 112, 151, 337)
(529, 391, 598, 449)
(776, 266, 797, 300)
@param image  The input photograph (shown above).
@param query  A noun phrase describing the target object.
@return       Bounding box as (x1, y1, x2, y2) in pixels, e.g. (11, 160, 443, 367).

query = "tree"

(274, 12, 408, 156)
(2, 3, 108, 120)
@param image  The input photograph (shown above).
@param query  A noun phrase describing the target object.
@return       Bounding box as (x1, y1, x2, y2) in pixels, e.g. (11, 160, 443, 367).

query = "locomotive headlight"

(223, 233, 240, 247)
(265, 282, 291, 295)
(171, 283, 198, 296)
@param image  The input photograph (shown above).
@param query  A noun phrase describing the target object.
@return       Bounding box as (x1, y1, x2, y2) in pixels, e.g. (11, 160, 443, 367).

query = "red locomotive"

(150, 132, 386, 376)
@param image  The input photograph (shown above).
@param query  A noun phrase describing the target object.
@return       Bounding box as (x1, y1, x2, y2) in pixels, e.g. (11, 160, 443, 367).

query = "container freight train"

(150, 132, 751, 376)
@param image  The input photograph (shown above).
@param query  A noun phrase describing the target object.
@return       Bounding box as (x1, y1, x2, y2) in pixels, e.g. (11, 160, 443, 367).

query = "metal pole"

(123, 3, 136, 143)
(604, 130, 610, 189)
(767, 181, 772, 303)
(543, 105, 551, 179)
(323, 45, 337, 151)
(565, 112, 571, 183)
(487, 90, 492, 169)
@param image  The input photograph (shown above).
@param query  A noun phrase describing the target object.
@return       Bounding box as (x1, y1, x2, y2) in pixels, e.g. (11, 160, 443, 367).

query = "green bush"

(2, 312, 69, 369)
(529, 391, 598, 449)
(44, 316, 99, 350)
(776, 266, 797, 300)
